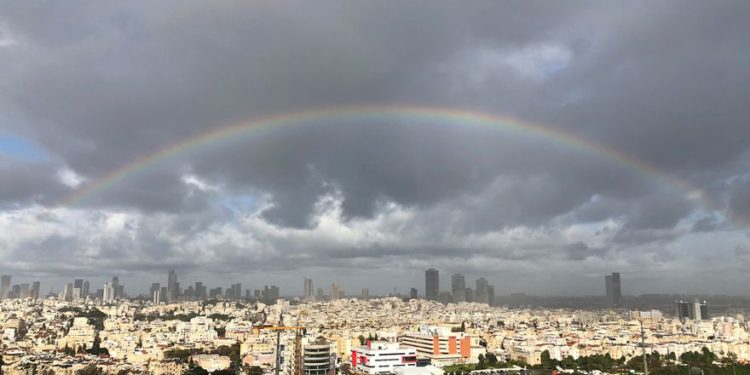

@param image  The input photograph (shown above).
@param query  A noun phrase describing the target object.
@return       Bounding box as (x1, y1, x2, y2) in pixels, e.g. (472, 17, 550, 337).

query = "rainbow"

(61, 105, 708, 210)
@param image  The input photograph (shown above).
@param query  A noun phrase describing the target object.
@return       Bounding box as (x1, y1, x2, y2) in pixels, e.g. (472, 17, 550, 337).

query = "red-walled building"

(399, 328, 472, 365)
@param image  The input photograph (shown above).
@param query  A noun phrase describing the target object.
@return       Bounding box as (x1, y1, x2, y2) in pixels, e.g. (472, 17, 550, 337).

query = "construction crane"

(264, 326, 303, 375)
(253, 314, 305, 375)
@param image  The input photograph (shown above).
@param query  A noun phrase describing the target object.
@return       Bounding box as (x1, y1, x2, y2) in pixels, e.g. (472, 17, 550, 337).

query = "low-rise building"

(352, 340, 418, 374)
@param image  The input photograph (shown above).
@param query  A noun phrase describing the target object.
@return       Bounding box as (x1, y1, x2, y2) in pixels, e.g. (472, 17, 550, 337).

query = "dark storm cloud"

(0, 156, 69, 207)
(0, 1, 749, 294)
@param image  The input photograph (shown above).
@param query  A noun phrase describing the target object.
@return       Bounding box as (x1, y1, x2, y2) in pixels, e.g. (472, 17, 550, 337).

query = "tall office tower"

(475, 278, 489, 304)
(167, 269, 178, 302)
(361, 288, 369, 300)
(233, 283, 242, 299)
(699, 300, 709, 319)
(425, 268, 439, 300)
(111, 276, 119, 299)
(152, 289, 161, 305)
(9, 284, 19, 299)
(605, 272, 622, 308)
(451, 273, 466, 303)
(410, 288, 418, 300)
(74, 279, 83, 292)
(269, 285, 280, 301)
(254, 289, 261, 300)
(1, 275, 11, 299)
(316, 288, 324, 300)
(82, 280, 90, 299)
(150, 283, 161, 299)
(102, 282, 112, 302)
(161, 286, 167, 301)
(195, 282, 205, 299)
(487, 285, 495, 306)
(30, 281, 40, 300)
(63, 283, 74, 302)
(330, 283, 341, 300)
(304, 278, 314, 299)
(73, 287, 81, 301)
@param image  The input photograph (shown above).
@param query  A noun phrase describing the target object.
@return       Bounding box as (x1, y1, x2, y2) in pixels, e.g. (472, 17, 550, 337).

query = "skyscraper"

(410, 288, 418, 300)
(103, 281, 114, 302)
(1, 275, 11, 299)
(475, 277, 489, 304)
(167, 269, 178, 302)
(330, 283, 342, 300)
(152, 289, 161, 305)
(425, 268, 439, 301)
(73, 279, 84, 301)
(261, 285, 280, 302)
(675, 299, 708, 320)
(82, 280, 90, 299)
(150, 283, 161, 298)
(304, 278, 314, 300)
(30, 281, 40, 300)
(232, 283, 242, 300)
(195, 282, 205, 299)
(63, 283, 74, 302)
(361, 288, 369, 300)
(605, 272, 622, 307)
(451, 273, 466, 303)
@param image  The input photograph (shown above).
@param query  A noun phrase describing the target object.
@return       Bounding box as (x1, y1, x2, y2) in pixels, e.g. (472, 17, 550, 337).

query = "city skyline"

(0, 269, 720, 306)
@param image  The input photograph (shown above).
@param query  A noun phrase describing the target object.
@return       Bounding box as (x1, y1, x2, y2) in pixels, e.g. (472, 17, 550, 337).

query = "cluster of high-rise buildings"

(676, 299, 709, 321)
(421, 268, 496, 305)
(0, 275, 40, 300)
(148, 270, 280, 304)
(58, 276, 123, 302)
(302, 278, 368, 302)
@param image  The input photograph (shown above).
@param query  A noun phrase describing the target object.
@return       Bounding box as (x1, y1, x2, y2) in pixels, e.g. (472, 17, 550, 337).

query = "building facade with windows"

(352, 341, 417, 374)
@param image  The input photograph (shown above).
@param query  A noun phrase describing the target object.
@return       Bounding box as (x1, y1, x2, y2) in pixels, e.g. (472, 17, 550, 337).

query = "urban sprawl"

(0, 270, 743, 375)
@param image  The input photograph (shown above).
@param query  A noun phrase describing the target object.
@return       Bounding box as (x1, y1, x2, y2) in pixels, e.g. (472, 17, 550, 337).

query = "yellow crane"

(253, 324, 305, 375)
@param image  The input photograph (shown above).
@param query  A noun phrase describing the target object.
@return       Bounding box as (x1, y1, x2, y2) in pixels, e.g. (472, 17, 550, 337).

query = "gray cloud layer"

(0, 0, 749, 295)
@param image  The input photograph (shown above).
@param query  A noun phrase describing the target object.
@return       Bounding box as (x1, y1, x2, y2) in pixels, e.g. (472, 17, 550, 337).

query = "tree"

(477, 354, 487, 370)
(486, 353, 498, 365)
(183, 364, 209, 375)
(88, 332, 109, 356)
(541, 350, 552, 369)
(358, 335, 366, 345)
(248, 366, 264, 375)
(76, 364, 103, 375)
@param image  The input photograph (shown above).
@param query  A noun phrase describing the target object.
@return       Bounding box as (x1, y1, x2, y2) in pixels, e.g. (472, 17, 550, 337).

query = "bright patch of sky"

(475, 43, 573, 81)
(0, 134, 47, 161)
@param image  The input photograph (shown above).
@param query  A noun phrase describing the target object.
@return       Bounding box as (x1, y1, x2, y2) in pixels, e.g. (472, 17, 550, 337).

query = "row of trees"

(538, 347, 744, 375)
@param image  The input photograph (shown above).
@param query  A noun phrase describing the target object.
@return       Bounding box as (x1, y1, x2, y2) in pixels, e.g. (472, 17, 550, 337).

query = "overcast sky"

(1, 1, 749, 296)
